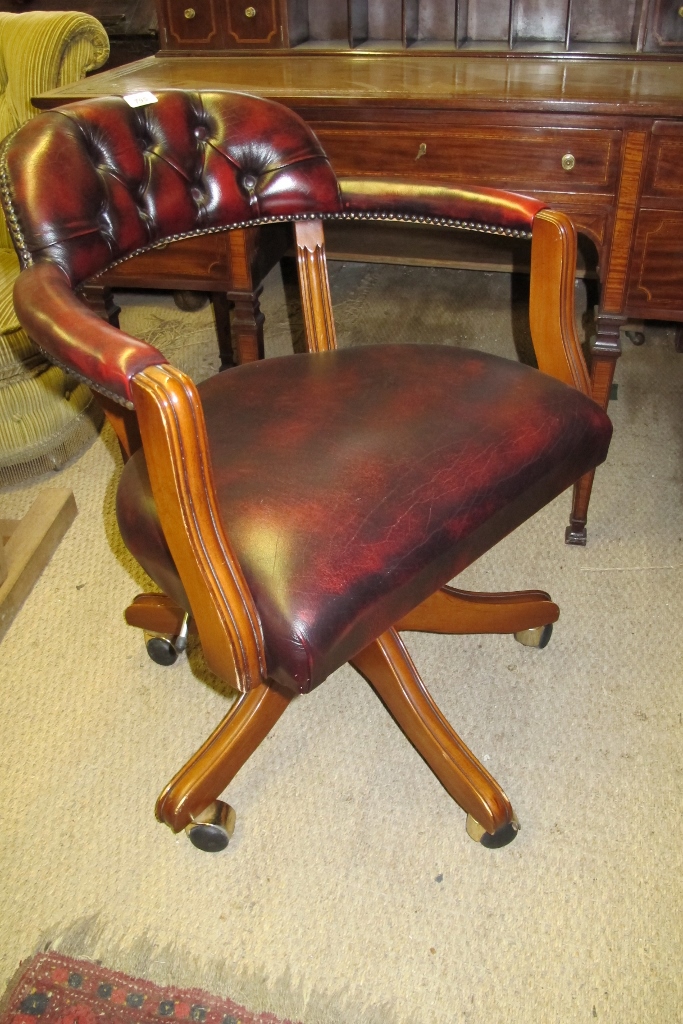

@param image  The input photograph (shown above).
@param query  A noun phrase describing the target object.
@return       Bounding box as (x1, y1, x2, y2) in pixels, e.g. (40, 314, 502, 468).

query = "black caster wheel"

(185, 800, 236, 852)
(514, 623, 553, 649)
(173, 290, 210, 312)
(466, 813, 520, 849)
(625, 329, 645, 346)
(145, 633, 178, 666)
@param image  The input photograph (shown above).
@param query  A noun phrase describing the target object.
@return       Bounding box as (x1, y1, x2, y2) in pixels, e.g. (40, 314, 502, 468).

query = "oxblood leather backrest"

(2, 90, 342, 286)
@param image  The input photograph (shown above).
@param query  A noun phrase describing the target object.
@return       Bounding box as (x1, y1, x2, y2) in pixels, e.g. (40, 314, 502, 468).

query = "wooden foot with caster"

(351, 628, 517, 841)
(156, 679, 294, 839)
(395, 585, 559, 638)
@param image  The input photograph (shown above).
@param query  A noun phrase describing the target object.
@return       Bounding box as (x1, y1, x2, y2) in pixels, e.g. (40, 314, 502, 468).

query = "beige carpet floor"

(0, 260, 682, 1024)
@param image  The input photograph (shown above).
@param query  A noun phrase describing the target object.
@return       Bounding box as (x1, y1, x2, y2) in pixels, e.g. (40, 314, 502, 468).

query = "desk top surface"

(34, 52, 683, 118)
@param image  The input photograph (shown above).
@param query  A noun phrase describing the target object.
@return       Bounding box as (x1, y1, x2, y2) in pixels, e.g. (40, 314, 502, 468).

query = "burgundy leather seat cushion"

(117, 345, 611, 693)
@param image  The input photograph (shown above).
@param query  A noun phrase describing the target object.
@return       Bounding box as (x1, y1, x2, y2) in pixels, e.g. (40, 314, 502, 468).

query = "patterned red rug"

(0, 954, 300, 1024)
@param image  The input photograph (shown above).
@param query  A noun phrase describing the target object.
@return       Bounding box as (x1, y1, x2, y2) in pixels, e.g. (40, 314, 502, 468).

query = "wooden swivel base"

(125, 585, 559, 851)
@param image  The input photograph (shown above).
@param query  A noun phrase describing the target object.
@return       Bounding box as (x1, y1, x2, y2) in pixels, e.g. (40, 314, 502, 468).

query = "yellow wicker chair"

(0, 11, 109, 484)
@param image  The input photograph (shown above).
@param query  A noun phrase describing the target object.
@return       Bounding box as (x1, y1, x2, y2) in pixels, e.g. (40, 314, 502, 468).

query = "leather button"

(242, 173, 257, 191)
(190, 186, 203, 202)
(194, 126, 208, 140)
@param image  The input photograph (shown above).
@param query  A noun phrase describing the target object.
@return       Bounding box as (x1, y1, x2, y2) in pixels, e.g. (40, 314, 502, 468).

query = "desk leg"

(566, 312, 622, 545)
(225, 228, 265, 364)
(79, 283, 120, 327)
(210, 292, 236, 370)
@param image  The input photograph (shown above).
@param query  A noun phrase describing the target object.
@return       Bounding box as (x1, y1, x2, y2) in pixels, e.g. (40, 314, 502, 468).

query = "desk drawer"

(315, 124, 621, 194)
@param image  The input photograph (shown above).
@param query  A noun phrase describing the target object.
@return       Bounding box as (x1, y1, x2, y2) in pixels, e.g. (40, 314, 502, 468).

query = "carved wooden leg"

(567, 311, 623, 545)
(395, 585, 559, 634)
(156, 679, 293, 833)
(351, 628, 515, 838)
(226, 285, 265, 363)
(79, 283, 121, 327)
(210, 292, 236, 370)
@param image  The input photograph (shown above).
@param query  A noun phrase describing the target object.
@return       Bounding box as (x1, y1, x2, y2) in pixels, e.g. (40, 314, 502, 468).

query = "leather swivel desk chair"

(1, 90, 611, 851)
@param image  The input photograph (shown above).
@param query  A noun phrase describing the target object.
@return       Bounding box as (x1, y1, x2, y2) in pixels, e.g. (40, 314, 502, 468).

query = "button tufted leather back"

(2, 90, 342, 286)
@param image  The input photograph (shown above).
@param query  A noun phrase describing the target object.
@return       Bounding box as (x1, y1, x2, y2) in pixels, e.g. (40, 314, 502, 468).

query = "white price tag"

(123, 91, 158, 108)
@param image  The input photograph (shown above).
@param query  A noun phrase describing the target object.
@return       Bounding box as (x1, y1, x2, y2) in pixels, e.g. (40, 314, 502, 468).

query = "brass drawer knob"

(245, 5, 256, 15)
(183, 7, 196, 17)
(561, 153, 575, 171)
(678, 4, 683, 16)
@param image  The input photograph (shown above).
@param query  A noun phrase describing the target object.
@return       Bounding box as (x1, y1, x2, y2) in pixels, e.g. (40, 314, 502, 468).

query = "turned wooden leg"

(395, 585, 559, 634)
(567, 311, 622, 546)
(156, 679, 293, 833)
(351, 628, 515, 839)
(79, 283, 121, 327)
(210, 292, 236, 370)
(226, 285, 265, 363)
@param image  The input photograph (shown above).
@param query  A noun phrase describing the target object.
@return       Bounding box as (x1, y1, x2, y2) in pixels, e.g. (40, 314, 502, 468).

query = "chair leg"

(351, 628, 516, 842)
(155, 679, 293, 835)
(395, 585, 559, 635)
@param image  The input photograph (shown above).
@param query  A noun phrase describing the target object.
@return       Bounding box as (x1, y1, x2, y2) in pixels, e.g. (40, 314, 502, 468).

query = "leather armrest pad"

(338, 177, 545, 233)
(13, 261, 164, 405)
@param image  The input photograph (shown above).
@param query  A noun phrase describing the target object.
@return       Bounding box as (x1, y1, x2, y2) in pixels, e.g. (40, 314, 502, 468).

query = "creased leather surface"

(117, 345, 612, 694)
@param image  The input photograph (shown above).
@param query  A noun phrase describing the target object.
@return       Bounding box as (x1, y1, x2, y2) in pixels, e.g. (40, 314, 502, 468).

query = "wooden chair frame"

(122, 207, 589, 846)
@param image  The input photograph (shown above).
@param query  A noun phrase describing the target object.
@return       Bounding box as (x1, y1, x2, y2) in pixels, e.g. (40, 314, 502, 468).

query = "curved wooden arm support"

(351, 628, 514, 836)
(529, 209, 591, 396)
(395, 585, 559, 634)
(131, 364, 267, 692)
(156, 680, 293, 832)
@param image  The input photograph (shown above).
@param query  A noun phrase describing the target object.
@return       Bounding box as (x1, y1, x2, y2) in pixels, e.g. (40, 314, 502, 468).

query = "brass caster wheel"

(514, 623, 553, 649)
(466, 813, 520, 849)
(185, 800, 236, 853)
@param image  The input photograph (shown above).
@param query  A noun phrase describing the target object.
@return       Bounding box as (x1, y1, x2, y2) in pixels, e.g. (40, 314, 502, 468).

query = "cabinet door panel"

(161, 0, 224, 46)
(225, 0, 281, 46)
(315, 124, 621, 193)
(627, 209, 683, 313)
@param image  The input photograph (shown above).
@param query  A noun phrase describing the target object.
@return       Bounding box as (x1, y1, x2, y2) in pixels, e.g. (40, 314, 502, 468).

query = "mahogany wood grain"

(97, 394, 142, 461)
(156, 679, 293, 832)
(601, 131, 649, 314)
(529, 208, 591, 395)
(395, 585, 559, 634)
(351, 627, 515, 836)
(125, 592, 190, 635)
(294, 218, 338, 353)
(132, 364, 267, 691)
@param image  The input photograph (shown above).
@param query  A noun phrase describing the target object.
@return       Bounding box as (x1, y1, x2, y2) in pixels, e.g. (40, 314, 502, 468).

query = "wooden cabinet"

(155, 0, 683, 53)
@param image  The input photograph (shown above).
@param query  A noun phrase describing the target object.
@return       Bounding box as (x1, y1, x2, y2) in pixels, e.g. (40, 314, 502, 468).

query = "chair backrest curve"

(1, 90, 343, 286)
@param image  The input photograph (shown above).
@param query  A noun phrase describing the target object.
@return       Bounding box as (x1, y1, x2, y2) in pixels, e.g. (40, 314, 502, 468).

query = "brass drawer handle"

(561, 153, 575, 171)
(245, 5, 256, 15)
(415, 142, 427, 160)
(183, 7, 196, 17)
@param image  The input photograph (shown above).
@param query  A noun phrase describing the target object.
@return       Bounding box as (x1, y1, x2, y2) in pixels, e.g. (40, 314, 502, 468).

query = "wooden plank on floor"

(0, 488, 77, 642)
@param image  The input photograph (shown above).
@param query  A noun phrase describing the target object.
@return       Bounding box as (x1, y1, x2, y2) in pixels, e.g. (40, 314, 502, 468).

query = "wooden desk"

(34, 51, 683, 540)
